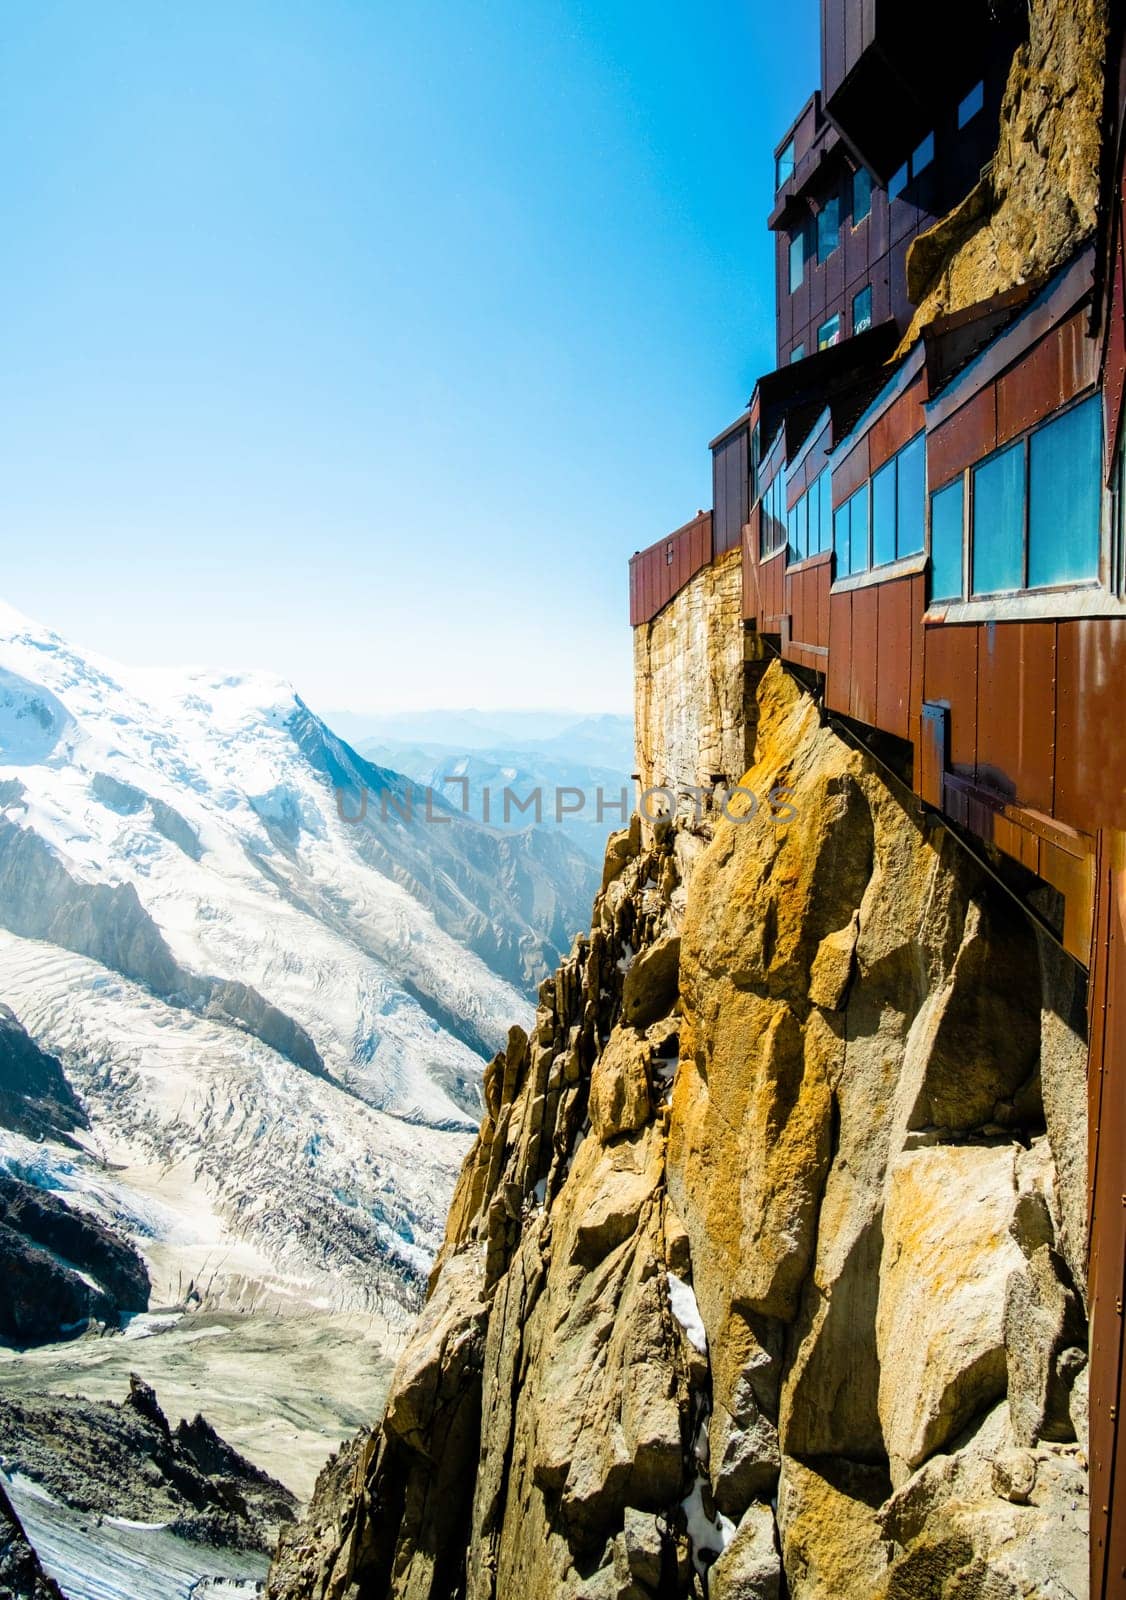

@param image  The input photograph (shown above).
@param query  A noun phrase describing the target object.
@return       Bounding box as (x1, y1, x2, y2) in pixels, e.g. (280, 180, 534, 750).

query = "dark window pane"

(789, 231, 804, 292)
(896, 433, 926, 556)
(818, 193, 840, 262)
(1028, 395, 1102, 587)
(852, 167, 872, 224)
(889, 161, 908, 200)
(787, 498, 800, 563)
(853, 285, 873, 333)
(958, 81, 984, 128)
(972, 442, 1026, 594)
(849, 484, 870, 574)
(872, 457, 897, 566)
(776, 138, 795, 191)
(819, 470, 833, 553)
(912, 132, 935, 176)
(930, 479, 964, 601)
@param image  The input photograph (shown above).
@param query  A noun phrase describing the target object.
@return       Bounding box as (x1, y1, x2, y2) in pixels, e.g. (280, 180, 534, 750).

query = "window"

(1028, 395, 1102, 587)
(930, 479, 965, 602)
(972, 441, 1026, 595)
(889, 161, 909, 201)
(912, 132, 935, 176)
(958, 81, 984, 128)
(834, 483, 870, 576)
(790, 343, 806, 363)
(817, 193, 840, 262)
(852, 285, 873, 334)
(852, 167, 872, 225)
(789, 230, 805, 293)
(785, 467, 833, 566)
(760, 471, 787, 558)
(776, 138, 795, 191)
(966, 395, 1103, 596)
(817, 313, 841, 350)
(872, 457, 897, 567)
(896, 433, 926, 557)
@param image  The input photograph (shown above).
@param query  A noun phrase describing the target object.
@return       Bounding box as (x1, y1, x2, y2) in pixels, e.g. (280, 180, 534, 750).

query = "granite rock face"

(267, 666, 1088, 1600)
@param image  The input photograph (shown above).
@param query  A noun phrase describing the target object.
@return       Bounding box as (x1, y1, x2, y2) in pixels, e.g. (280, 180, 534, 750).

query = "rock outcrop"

(0, 1376, 297, 1554)
(903, 0, 1108, 343)
(0, 1172, 151, 1345)
(267, 665, 1088, 1600)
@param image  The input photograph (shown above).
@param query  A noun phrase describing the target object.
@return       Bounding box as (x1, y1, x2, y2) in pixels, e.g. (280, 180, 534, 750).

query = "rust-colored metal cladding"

(711, 417, 750, 556)
(628, 511, 713, 628)
(759, 548, 786, 633)
(1088, 831, 1126, 1600)
(996, 309, 1099, 445)
(869, 377, 927, 476)
(742, 512, 762, 624)
(922, 622, 979, 780)
(826, 589, 852, 715)
(927, 384, 999, 489)
(784, 554, 832, 660)
(873, 575, 918, 742)
(832, 435, 870, 506)
(1056, 619, 1126, 837)
(848, 584, 880, 727)
(974, 621, 1057, 815)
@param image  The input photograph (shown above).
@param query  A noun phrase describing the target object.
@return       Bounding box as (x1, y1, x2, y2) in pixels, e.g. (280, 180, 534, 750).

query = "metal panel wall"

(629, 512, 714, 628)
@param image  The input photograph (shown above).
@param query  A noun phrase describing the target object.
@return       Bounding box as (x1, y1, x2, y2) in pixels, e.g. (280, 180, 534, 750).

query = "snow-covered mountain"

(0, 602, 592, 1319)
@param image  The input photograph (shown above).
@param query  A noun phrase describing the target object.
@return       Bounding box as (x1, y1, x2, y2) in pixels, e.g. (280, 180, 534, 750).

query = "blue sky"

(1, 0, 817, 715)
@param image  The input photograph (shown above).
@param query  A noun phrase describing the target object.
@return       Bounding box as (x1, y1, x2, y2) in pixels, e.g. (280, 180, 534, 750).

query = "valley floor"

(0, 1309, 399, 1500)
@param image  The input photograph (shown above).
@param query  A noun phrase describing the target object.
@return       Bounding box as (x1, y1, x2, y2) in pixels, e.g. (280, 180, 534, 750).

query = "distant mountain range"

(0, 603, 598, 1321)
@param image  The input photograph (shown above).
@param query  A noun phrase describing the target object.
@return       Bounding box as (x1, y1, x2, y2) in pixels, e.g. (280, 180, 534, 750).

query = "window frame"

(775, 138, 795, 192)
(817, 192, 841, 264)
(852, 284, 873, 335)
(852, 166, 872, 226)
(930, 390, 1106, 605)
(817, 312, 841, 351)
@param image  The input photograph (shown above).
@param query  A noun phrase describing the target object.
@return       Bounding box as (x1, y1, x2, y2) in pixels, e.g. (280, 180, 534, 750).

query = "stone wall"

(267, 665, 1089, 1600)
(632, 548, 754, 804)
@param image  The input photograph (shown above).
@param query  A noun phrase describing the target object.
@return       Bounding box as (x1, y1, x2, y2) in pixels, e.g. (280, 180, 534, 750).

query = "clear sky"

(1, 0, 818, 716)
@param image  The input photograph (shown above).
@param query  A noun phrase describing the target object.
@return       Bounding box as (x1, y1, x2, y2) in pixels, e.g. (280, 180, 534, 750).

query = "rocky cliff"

(267, 665, 1089, 1600)
(903, 0, 1108, 343)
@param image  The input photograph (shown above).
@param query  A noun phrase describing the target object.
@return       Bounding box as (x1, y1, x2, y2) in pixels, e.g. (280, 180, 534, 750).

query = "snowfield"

(0, 600, 560, 1316)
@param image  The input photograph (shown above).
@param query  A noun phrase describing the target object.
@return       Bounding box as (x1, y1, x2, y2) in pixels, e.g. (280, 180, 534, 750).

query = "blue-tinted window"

(972, 442, 1026, 594)
(872, 458, 897, 567)
(833, 500, 851, 575)
(958, 81, 984, 128)
(930, 479, 964, 601)
(806, 483, 819, 556)
(790, 343, 805, 364)
(912, 132, 935, 176)
(818, 313, 841, 350)
(842, 484, 870, 575)
(789, 231, 805, 293)
(853, 285, 873, 333)
(818, 470, 832, 553)
(818, 193, 840, 262)
(889, 161, 908, 201)
(1028, 395, 1102, 587)
(852, 167, 872, 224)
(776, 138, 795, 191)
(896, 433, 926, 557)
(787, 499, 801, 564)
